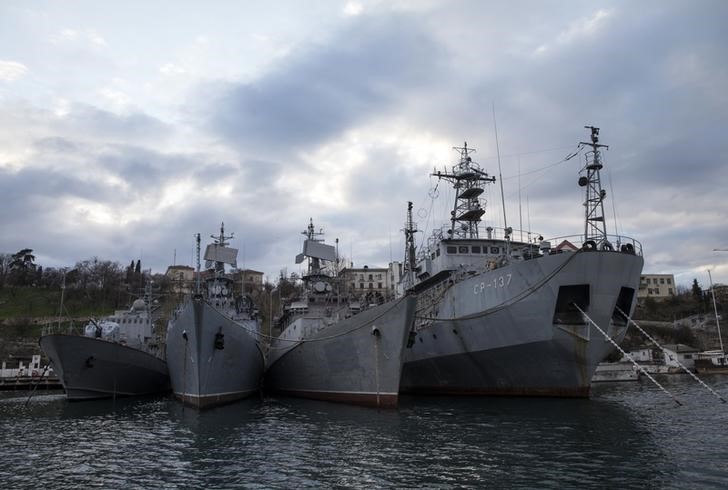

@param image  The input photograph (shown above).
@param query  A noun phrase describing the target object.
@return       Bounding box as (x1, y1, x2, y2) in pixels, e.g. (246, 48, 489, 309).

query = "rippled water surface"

(2, 376, 727, 488)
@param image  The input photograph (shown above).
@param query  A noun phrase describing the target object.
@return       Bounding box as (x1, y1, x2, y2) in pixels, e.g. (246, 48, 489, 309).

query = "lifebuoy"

(600, 241, 614, 252)
(583, 240, 597, 250)
(620, 243, 635, 254)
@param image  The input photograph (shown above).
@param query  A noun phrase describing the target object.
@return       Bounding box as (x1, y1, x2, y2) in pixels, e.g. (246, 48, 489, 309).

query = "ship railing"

(424, 223, 547, 246)
(420, 224, 642, 255)
(41, 319, 81, 336)
(546, 234, 643, 256)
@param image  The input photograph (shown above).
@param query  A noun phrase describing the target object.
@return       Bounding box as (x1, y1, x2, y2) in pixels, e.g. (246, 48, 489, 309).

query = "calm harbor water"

(1, 376, 727, 488)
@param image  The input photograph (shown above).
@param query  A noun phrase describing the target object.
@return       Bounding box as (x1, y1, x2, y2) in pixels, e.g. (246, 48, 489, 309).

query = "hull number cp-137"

(473, 274, 512, 295)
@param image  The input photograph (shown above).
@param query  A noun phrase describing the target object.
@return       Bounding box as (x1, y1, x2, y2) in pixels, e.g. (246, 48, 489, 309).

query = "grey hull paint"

(39, 334, 169, 400)
(265, 294, 417, 408)
(401, 250, 644, 396)
(166, 297, 264, 408)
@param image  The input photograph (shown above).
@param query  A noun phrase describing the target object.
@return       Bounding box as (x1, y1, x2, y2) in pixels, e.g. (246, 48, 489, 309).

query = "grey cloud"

(206, 14, 444, 152)
(64, 104, 172, 143)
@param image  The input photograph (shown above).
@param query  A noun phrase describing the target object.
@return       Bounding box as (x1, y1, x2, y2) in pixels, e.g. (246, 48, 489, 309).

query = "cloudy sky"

(1, 0, 727, 288)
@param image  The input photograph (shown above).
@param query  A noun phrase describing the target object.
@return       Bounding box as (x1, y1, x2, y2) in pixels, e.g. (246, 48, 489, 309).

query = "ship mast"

(433, 142, 496, 239)
(195, 233, 201, 294)
(211, 221, 234, 275)
(302, 218, 325, 276)
(402, 201, 418, 289)
(578, 126, 609, 245)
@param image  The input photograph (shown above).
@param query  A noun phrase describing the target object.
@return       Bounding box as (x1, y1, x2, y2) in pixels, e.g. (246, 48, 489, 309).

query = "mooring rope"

(616, 306, 726, 404)
(573, 303, 682, 406)
(24, 364, 51, 407)
(415, 250, 583, 323)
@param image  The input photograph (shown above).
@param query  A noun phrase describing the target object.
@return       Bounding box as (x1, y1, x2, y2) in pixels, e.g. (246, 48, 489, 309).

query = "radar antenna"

(297, 218, 335, 277)
(212, 221, 234, 247)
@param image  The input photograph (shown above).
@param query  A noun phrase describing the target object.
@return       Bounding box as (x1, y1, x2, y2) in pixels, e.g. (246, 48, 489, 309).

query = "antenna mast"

(302, 218, 325, 276)
(195, 233, 201, 294)
(578, 126, 609, 245)
(492, 104, 508, 232)
(403, 201, 418, 289)
(211, 221, 235, 276)
(708, 269, 724, 353)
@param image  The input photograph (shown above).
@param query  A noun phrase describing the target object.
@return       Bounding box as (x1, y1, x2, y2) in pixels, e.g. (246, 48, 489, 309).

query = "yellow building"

(165, 265, 195, 294)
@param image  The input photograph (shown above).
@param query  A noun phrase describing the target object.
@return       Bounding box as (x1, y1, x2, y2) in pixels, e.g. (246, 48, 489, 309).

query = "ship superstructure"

(399, 127, 644, 397)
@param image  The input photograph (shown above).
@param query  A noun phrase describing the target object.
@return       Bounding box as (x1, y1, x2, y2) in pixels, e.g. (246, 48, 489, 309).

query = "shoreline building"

(165, 265, 195, 294)
(638, 273, 676, 300)
(339, 262, 402, 303)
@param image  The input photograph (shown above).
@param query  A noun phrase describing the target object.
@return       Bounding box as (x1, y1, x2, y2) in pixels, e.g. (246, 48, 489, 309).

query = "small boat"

(39, 282, 169, 400)
(166, 223, 265, 408)
(695, 272, 728, 373)
(265, 219, 417, 408)
(591, 362, 639, 382)
(695, 350, 728, 374)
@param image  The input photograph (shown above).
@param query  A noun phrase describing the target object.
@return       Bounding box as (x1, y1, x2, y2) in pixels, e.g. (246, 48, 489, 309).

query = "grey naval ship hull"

(265, 294, 417, 408)
(166, 297, 264, 408)
(401, 250, 643, 397)
(39, 334, 169, 400)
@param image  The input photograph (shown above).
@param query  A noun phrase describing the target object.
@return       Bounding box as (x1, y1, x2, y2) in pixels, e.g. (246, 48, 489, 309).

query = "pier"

(0, 355, 62, 390)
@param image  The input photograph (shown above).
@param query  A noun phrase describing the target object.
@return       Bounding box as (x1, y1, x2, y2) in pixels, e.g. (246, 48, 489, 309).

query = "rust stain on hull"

(402, 386, 591, 398)
(268, 389, 399, 408)
(175, 390, 257, 409)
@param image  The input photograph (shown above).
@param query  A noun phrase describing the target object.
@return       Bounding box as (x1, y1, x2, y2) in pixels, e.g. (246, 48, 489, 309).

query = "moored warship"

(399, 127, 644, 397)
(39, 282, 169, 400)
(165, 224, 265, 408)
(265, 220, 417, 408)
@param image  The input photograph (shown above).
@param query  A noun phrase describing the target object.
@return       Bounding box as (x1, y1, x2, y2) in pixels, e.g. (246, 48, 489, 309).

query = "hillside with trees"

(0, 248, 172, 359)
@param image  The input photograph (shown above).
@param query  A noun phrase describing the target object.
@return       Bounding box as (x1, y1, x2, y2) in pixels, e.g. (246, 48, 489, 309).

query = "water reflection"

(1, 378, 726, 488)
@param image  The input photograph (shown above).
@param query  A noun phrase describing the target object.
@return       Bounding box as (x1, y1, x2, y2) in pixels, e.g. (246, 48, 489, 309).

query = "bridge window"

(447, 246, 457, 254)
(471, 246, 481, 253)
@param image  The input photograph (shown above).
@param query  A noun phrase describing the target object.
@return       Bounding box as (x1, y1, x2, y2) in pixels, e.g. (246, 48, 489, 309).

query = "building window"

(436, 248, 441, 256)
(447, 246, 457, 254)
(369, 274, 373, 280)
(669, 288, 674, 295)
(351, 283, 355, 290)
(369, 283, 373, 289)
(378, 283, 382, 289)
(660, 278, 665, 284)
(376, 273, 382, 280)
(667, 278, 672, 285)
(360, 282, 364, 289)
